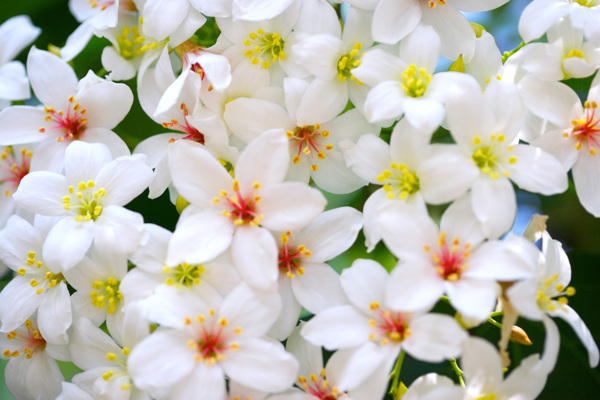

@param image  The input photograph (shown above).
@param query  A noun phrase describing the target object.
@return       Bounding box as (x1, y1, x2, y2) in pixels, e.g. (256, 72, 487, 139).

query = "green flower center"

(164, 263, 205, 288)
(401, 64, 431, 98)
(90, 277, 122, 314)
(337, 43, 363, 83)
(244, 29, 285, 69)
(377, 163, 420, 199)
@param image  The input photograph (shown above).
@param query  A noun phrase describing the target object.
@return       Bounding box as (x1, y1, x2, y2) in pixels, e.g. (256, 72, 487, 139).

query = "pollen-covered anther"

(117, 25, 158, 60)
(64, 180, 105, 222)
(288, 124, 333, 170)
(378, 163, 420, 199)
(337, 42, 363, 83)
(279, 231, 311, 278)
(471, 133, 514, 178)
(401, 64, 432, 97)
(40, 96, 88, 142)
(431, 233, 470, 281)
(569, 101, 600, 155)
(244, 29, 285, 69)
(0, 146, 32, 196)
(165, 262, 205, 288)
(90, 277, 122, 314)
(162, 103, 205, 144)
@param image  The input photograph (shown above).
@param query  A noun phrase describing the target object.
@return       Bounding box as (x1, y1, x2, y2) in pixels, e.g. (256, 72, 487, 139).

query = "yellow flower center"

(244, 29, 285, 69)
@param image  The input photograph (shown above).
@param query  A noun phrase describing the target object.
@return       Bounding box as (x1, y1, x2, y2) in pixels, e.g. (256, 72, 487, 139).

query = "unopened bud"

(510, 325, 533, 346)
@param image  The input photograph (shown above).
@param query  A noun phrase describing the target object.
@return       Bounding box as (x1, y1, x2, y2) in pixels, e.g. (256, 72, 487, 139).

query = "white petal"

(222, 338, 298, 392)
(301, 305, 371, 350)
(167, 208, 233, 265)
(372, 0, 421, 44)
(403, 313, 467, 362)
(292, 263, 347, 314)
(235, 130, 289, 192)
(550, 305, 599, 368)
(43, 218, 94, 270)
(128, 330, 196, 390)
(385, 260, 445, 312)
(231, 226, 279, 292)
(507, 145, 568, 195)
(572, 152, 600, 217)
(259, 182, 326, 232)
(341, 259, 389, 313)
(470, 176, 516, 239)
(299, 206, 363, 262)
(445, 278, 499, 321)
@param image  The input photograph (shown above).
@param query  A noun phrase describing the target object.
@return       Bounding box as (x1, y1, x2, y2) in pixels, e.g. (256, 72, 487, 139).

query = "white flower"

(379, 195, 534, 322)
(341, 118, 477, 251)
(507, 231, 599, 369)
(301, 259, 467, 393)
(99, 11, 165, 81)
(519, 0, 600, 44)
(128, 283, 298, 399)
(446, 80, 568, 238)
(167, 129, 326, 291)
(353, 24, 476, 131)
(0, 47, 132, 164)
(138, 0, 206, 45)
(0, 215, 72, 345)
(120, 223, 241, 304)
(269, 206, 361, 340)
(0, 15, 40, 109)
(370, 0, 509, 60)
(523, 16, 600, 81)
(292, 7, 374, 123)
(460, 337, 549, 400)
(68, 304, 150, 400)
(224, 77, 378, 194)
(13, 141, 153, 270)
(523, 72, 600, 216)
(1, 317, 66, 400)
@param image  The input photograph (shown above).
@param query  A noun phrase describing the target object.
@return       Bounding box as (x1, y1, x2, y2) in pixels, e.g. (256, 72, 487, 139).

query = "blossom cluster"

(0, 0, 599, 399)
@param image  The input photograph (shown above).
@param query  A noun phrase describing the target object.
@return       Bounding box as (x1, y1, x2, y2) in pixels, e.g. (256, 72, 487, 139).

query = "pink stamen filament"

(287, 125, 332, 170)
(571, 104, 600, 154)
(165, 103, 205, 144)
(4, 323, 46, 359)
(0, 148, 31, 194)
(372, 309, 410, 341)
(217, 181, 262, 227)
(431, 235, 470, 281)
(302, 376, 341, 400)
(89, 0, 115, 10)
(40, 97, 87, 142)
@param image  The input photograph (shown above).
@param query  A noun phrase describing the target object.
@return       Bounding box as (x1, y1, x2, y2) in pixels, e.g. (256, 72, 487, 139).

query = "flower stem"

(502, 41, 525, 63)
(388, 349, 406, 397)
(450, 358, 465, 387)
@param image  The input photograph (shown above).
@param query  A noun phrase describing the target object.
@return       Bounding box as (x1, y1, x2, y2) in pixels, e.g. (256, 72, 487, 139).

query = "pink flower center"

(568, 101, 600, 155)
(298, 370, 346, 400)
(426, 232, 471, 281)
(184, 311, 242, 365)
(165, 103, 205, 144)
(0, 146, 31, 196)
(214, 180, 263, 226)
(424, 232, 471, 282)
(368, 303, 411, 345)
(287, 124, 333, 171)
(278, 231, 311, 278)
(2, 319, 46, 359)
(38, 95, 87, 142)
